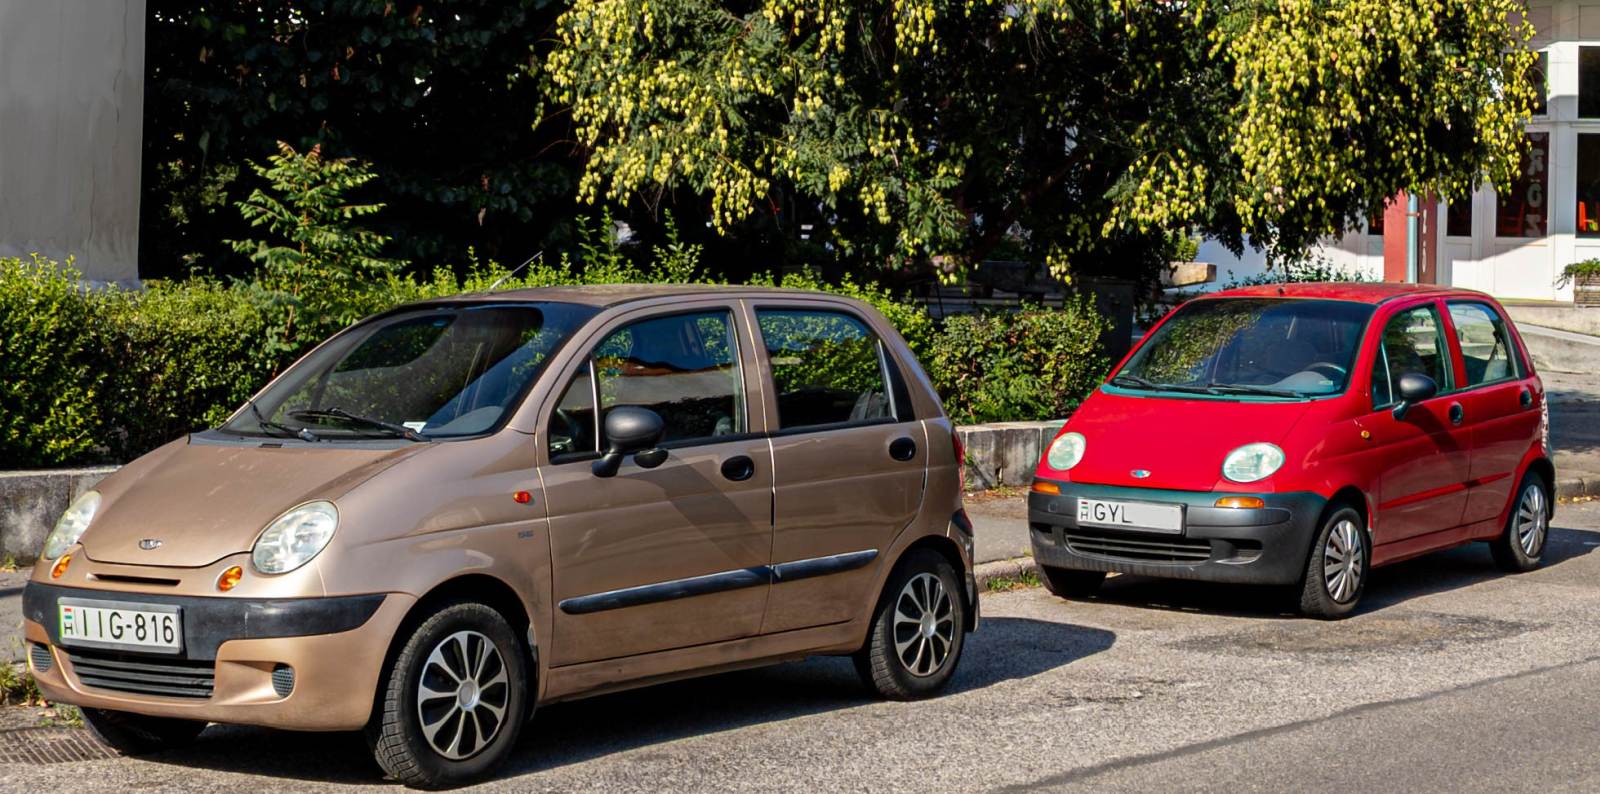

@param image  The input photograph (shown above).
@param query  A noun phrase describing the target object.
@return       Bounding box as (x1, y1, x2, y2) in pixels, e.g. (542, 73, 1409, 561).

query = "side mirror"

(1391, 372, 1438, 420)
(592, 406, 668, 477)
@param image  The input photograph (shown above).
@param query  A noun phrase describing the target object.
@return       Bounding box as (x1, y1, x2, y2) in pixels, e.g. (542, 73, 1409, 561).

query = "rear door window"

(1447, 302, 1522, 387)
(754, 308, 907, 430)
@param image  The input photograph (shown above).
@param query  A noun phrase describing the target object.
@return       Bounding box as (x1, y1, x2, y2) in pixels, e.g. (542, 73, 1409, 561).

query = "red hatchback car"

(1029, 283, 1553, 618)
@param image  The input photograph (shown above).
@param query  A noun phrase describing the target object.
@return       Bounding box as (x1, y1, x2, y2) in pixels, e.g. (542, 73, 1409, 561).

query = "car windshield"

(1114, 298, 1374, 398)
(223, 302, 597, 440)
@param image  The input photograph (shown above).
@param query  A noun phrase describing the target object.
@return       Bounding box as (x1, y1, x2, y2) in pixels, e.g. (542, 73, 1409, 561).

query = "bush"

(931, 295, 1111, 425)
(0, 251, 1112, 467)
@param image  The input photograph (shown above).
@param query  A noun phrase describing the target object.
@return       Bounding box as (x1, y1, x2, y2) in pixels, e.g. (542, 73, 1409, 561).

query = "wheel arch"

(890, 535, 976, 633)
(374, 573, 539, 721)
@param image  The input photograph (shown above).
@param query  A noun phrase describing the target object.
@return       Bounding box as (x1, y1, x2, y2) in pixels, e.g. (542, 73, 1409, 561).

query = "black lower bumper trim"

(1027, 482, 1327, 586)
(23, 582, 386, 661)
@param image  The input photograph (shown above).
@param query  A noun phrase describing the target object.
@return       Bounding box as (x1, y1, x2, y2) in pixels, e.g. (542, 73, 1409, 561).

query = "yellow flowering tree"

(546, 0, 1535, 280)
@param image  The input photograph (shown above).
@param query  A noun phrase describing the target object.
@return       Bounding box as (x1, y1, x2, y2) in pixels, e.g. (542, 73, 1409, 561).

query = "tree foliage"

(548, 0, 1536, 280)
(142, 0, 571, 276)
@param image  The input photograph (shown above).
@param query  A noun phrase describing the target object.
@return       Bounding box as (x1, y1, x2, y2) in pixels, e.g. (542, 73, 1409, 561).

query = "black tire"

(80, 708, 206, 755)
(1298, 505, 1370, 620)
(853, 549, 967, 700)
(1040, 566, 1106, 599)
(1490, 472, 1551, 573)
(366, 602, 529, 789)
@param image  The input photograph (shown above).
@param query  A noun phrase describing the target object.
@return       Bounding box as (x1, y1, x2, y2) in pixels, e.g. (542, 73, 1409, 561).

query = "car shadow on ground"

(141, 616, 1114, 785)
(1066, 522, 1600, 620)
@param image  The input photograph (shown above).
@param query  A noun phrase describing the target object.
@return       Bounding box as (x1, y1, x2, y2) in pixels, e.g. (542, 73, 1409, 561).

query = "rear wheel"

(853, 549, 967, 700)
(1490, 473, 1550, 573)
(1040, 567, 1106, 599)
(80, 708, 206, 755)
(1298, 505, 1369, 619)
(366, 602, 529, 789)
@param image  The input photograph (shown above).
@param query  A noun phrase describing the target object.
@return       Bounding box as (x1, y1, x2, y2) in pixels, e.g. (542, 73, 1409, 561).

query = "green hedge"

(0, 255, 1111, 467)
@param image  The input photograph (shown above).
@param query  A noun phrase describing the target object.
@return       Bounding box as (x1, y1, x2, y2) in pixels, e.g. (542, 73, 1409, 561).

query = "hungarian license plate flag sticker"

(61, 605, 74, 635)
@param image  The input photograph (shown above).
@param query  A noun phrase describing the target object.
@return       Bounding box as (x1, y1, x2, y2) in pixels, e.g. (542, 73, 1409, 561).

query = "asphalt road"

(5, 501, 1600, 791)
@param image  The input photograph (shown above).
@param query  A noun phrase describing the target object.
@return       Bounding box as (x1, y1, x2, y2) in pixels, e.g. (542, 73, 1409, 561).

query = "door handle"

(888, 436, 917, 461)
(1520, 388, 1533, 408)
(720, 455, 756, 482)
(1448, 403, 1464, 426)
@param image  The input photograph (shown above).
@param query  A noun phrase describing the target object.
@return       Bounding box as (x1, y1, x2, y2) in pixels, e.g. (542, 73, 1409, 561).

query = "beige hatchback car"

(22, 285, 976, 787)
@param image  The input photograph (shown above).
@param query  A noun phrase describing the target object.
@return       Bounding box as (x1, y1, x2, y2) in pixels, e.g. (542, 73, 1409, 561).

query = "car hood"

(81, 437, 429, 568)
(1041, 388, 1315, 491)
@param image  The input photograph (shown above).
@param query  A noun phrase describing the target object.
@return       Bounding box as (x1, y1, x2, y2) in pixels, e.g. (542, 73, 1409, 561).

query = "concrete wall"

(956, 420, 1067, 491)
(0, 467, 116, 563)
(0, 0, 145, 283)
(1506, 303, 1600, 337)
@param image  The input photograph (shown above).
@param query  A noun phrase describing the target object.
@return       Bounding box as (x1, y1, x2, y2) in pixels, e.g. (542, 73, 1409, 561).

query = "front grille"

(29, 643, 53, 674)
(63, 648, 214, 699)
(1064, 529, 1212, 564)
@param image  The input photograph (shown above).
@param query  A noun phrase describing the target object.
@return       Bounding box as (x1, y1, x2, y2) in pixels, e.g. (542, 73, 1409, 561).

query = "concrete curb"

(1557, 476, 1600, 502)
(973, 556, 1040, 591)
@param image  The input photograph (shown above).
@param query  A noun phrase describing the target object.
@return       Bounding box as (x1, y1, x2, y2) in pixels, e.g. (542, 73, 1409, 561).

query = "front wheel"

(853, 549, 967, 700)
(1298, 505, 1369, 619)
(81, 708, 206, 755)
(1490, 473, 1550, 573)
(366, 602, 529, 789)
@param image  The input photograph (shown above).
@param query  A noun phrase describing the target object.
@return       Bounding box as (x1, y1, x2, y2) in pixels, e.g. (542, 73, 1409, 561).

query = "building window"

(1447, 198, 1472, 237)
(1530, 50, 1548, 116)
(1584, 47, 1600, 117)
(1496, 133, 1548, 238)
(1580, 136, 1600, 238)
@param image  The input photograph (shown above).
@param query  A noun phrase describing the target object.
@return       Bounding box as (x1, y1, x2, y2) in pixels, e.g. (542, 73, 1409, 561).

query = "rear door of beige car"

(538, 302, 774, 665)
(751, 301, 928, 634)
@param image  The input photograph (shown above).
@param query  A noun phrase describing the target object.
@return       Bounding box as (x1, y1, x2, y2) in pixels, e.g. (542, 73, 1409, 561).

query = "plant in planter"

(1560, 259, 1600, 306)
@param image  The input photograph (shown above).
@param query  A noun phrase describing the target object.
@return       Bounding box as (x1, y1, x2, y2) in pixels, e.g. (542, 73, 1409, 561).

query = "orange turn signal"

(1215, 496, 1266, 509)
(513, 490, 533, 504)
(1031, 481, 1062, 495)
(217, 565, 243, 592)
(50, 554, 71, 579)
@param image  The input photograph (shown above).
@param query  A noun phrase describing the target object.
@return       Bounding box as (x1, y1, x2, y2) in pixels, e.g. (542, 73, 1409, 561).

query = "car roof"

(1204, 281, 1488, 305)
(413, 283, 841, 308)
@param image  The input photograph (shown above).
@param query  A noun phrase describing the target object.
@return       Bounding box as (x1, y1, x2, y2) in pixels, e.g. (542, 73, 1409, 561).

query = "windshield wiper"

(251, 400, 319, 442)
(289, 407, 430, 441)
(1205, 382, 1309, 399)
(1110, 374, 1216, 395)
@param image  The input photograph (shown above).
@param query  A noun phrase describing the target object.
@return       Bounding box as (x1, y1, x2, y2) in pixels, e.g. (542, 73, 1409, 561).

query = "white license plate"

(59, 600, 182, 653)
(1076, 498, 1184, 534)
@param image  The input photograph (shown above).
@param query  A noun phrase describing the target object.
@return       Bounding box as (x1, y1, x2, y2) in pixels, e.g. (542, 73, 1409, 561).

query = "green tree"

(142, 0, 572, 277)
(547, 0, 1536, 282)
(229, 142, 401, 357)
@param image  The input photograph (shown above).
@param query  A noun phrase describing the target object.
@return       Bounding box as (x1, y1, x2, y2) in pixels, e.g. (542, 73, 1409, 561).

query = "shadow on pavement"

(141, 616, 1114, 785)
(1068, 522, 1600, 620)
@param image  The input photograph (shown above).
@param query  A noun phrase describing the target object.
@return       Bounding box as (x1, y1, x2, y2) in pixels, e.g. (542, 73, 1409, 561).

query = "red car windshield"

(1115, 298, 1375, 398)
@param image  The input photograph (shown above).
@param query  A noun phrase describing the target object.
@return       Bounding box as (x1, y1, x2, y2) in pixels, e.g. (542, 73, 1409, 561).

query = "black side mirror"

(1391, 372, 1438, 420)
(592, 406, 668, 477)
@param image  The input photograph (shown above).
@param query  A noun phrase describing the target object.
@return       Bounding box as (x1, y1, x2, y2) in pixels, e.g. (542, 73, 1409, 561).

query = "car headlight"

(1046, 432, 1087, 471)
(252, 501, 339, 574)
(43, 491, 100, 560)
(1222, 443, 1285, 483)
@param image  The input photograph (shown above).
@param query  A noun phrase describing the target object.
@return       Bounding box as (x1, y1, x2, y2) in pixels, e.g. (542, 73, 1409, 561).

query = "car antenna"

(485, 250, 543, 292)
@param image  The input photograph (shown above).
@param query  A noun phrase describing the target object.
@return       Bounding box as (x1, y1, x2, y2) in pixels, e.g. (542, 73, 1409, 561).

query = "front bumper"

(1028, 480, 1326, 586)
(22, 582, 413, 731)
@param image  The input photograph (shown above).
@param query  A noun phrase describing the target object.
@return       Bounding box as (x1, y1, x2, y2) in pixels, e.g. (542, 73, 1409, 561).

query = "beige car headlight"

(251, 501, 339, 574)
(42, 491, 100, 560)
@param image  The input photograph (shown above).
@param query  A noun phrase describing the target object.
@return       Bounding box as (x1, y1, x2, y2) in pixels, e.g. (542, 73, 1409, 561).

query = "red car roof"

(1205, 281, 1486, 305)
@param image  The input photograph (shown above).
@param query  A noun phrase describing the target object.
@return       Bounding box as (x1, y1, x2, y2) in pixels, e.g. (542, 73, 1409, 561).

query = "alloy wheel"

(1322, 518, 1364, 603)
(1516, 485, 1548, 558)
(892, 572, 955, 678)
(416, 630, 510, 760)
